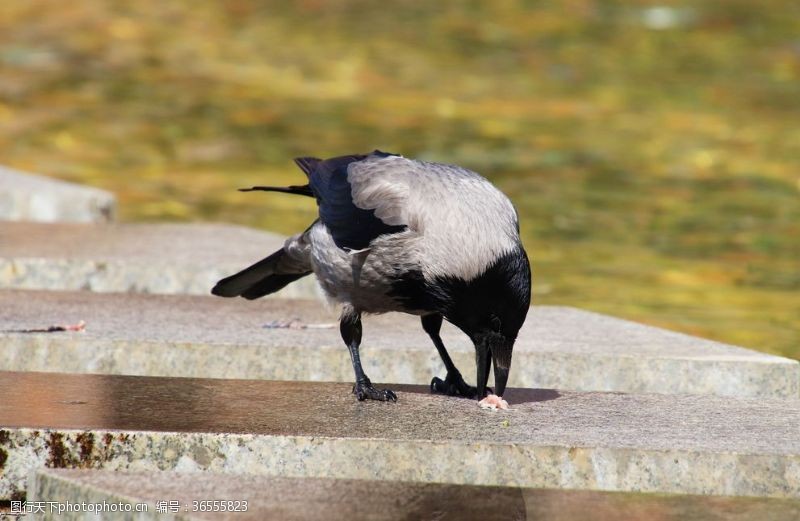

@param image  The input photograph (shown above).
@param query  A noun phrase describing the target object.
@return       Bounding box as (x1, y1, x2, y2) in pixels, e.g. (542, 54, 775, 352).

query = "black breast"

(388, 246, 531, 329)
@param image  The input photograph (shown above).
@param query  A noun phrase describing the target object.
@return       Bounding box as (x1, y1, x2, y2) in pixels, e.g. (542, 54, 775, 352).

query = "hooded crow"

(212, 150, 531, 403)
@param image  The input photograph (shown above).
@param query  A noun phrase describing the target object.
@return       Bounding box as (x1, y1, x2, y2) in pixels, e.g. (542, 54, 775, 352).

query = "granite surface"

(0, 166, 115, 223)
(0, 289, 796, 398)
(29, 469, 800, 521)
(1, 371, 800, 500)
(0, 222, 321, 298)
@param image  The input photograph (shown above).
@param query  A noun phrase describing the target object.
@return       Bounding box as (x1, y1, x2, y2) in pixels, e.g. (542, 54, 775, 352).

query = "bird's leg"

(340, 308, 397, 402)
(423, 314, 483, 398)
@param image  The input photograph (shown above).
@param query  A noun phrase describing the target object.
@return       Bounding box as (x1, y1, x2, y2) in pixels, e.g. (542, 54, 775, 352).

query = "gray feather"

(345, 154, 519, 282)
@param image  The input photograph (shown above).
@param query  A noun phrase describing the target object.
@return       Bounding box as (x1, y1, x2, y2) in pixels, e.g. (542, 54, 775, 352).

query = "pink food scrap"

(60, 320, 86, 332)
(478, 394, 509, 410)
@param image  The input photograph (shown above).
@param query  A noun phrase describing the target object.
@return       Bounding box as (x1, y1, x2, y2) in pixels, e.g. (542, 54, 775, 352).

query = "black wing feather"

(304, 153, 406, 250)
(294, 157, 321, 176)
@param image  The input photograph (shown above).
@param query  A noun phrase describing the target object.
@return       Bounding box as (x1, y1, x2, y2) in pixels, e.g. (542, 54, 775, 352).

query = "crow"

(212, 150, 531, 404)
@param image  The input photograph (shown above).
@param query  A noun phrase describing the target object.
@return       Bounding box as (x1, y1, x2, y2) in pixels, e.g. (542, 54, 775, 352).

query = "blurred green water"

(0, 0, 797, 356)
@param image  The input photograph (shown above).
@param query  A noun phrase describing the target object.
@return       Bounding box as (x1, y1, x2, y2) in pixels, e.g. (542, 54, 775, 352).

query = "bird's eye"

(490, 315, 502, 332)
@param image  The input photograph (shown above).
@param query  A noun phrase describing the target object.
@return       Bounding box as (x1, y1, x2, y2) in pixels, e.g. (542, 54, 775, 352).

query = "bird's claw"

(431, 372, 489, 398)
(353, 379, 397, 402)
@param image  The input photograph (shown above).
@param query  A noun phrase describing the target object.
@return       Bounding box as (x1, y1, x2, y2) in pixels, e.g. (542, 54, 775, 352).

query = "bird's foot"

(431, 371, 488, 398)
(352, 378, 397, 402)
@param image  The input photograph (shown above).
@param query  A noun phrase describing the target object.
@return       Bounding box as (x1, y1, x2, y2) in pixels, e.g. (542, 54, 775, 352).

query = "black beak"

(493, 353, 510, 398)
(475, 336, 513, 398)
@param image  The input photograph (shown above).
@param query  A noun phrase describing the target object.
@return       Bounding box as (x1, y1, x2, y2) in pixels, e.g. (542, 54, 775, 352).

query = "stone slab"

(27, 469, 800, 521)
(0, 289, 796, 399)
(2, 371, 800, 501)
(0, 222, 321, 298)
(0, 166, 116, 223)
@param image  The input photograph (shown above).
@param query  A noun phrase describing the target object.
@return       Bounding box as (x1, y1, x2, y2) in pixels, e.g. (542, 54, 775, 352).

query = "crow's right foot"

(353, 379, 397, 402)
(430, 371, 483, 398)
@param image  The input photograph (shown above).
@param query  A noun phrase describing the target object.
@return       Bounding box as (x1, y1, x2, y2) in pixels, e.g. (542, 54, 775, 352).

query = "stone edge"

(0, 258, 323, 299)
(1, 428, 798, 501)
(1, 336, 797, 399)
(28, 469, 163, 521)
(0, 166, 116, 223)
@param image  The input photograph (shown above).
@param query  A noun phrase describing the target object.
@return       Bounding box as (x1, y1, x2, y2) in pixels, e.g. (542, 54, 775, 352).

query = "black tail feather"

(240, 272, 309, 300)
(212, 249, 310, 299)
(239, 185, 314, 197)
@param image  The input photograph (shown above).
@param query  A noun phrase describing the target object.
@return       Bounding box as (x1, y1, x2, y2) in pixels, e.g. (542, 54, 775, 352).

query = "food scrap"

(262, 319, 336, 330)
(478, 394, 510, 410)
(2, 320, 86, 333)
(57, 320, 86, 332)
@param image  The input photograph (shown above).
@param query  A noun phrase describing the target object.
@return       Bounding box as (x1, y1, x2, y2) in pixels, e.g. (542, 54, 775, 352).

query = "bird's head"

(442, 245, 531, 398)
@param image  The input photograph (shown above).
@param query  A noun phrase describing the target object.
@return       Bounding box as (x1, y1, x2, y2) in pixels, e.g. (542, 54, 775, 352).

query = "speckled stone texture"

(29, 469, 800, 521)
(0, 222, 321, 298)
(2, 371, 800, 500)
(0, 289, 796, 398)
(0, 166, 115, 223)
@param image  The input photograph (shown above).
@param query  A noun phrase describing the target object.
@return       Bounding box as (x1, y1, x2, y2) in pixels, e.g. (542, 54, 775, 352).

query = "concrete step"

(0, 222, 321, 298)
(0, 166, 115, 223)
(1, 289, 796, 399)
(28, 469, 800, 521)
(2, 372, 799, 501)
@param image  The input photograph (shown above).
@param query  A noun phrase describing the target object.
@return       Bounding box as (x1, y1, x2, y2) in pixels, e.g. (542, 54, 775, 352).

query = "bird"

(212, 150, 531, 404)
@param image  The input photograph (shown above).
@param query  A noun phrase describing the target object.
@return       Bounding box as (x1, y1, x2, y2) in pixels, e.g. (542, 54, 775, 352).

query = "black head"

(438, 245, 531, 397)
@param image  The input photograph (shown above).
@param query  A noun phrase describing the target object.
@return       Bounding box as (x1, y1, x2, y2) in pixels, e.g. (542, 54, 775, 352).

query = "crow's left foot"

(353, 379, 397, 402)
(431, 371, 485, 398)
